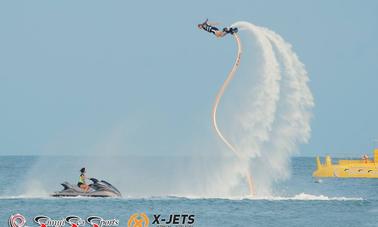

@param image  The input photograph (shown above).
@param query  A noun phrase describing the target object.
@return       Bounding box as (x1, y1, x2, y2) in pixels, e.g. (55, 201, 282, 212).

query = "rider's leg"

(80, 184, 89, 192)
(80, 184, 86, 191)
(214, 30, 226, 37)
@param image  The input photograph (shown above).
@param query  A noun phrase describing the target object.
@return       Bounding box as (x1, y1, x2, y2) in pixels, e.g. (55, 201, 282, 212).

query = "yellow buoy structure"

(313, 149, 378, 178)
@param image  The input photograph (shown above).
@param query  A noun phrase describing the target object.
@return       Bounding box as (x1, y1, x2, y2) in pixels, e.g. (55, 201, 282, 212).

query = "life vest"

(79, 174, 85, 184)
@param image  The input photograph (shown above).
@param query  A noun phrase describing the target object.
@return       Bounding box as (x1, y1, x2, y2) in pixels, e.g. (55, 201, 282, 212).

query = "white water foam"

(245, 193, 362, 201)
(0, 193, 362, 201)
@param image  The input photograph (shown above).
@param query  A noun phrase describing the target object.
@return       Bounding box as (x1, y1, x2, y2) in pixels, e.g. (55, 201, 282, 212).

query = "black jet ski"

(51, 178, 121, 197)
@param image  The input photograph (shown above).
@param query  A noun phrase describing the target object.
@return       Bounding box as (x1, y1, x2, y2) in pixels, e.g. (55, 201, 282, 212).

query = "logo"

(128, 213, 149, 227)
(86, 216, 119, 227)
(152, 214, 195, 226)
(65, 216, 85, 227)
(8, 214, 27, 227)
(34, 215, 65, 227)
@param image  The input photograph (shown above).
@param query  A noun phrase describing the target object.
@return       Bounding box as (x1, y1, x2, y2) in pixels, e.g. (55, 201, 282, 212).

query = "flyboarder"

(197, 19, 238, 38)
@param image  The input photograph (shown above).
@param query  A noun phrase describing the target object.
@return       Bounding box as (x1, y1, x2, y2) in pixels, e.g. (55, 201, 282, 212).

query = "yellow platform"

(313, 149, 378, 178)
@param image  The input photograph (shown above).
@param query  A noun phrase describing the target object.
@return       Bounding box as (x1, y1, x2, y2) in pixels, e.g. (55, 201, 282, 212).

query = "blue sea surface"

(0, 156, 377, 227)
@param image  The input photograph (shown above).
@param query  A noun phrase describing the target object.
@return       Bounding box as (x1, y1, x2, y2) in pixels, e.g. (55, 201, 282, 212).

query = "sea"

(0, 156, 377, 227)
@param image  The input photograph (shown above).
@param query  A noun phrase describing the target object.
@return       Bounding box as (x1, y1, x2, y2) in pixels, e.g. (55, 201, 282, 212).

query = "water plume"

(217, 21, 314, 195)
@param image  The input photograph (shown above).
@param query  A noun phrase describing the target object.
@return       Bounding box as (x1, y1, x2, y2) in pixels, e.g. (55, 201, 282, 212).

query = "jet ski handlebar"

(89, 178, 99, 183)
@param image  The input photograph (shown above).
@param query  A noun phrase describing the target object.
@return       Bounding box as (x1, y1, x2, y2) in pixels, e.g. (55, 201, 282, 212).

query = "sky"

(0, 0, 377, 157)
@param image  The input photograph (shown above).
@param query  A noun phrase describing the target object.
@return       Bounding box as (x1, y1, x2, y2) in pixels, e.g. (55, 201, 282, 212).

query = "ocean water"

(0, 156, 377, 227)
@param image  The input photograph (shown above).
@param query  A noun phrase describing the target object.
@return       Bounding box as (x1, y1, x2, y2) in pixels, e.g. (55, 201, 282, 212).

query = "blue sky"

(0, 0, 377, 156)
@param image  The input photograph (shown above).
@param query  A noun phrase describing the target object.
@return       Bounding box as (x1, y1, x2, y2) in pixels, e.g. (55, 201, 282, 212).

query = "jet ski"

(51, 178, 122, 197)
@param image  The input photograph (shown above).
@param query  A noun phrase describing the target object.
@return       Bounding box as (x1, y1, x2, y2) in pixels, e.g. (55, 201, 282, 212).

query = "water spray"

(211, 21, 313, 196)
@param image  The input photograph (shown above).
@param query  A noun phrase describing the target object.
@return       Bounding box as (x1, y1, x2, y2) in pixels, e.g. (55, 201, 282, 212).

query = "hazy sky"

(1, 0, 377, 156)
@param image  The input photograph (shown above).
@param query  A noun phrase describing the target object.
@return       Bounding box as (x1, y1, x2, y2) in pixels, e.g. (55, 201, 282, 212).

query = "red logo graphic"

(87, 216, 119, 227)
(65, 216, 85, 227)
(34, 216, 65, 227)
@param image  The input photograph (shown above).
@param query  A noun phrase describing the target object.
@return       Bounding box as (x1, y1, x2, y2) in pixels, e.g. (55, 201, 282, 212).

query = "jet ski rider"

(78, 167, 90, 192)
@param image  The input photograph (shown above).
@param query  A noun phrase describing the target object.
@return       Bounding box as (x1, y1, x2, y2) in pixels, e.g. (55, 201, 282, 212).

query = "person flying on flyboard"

(197, 19, 238, 37)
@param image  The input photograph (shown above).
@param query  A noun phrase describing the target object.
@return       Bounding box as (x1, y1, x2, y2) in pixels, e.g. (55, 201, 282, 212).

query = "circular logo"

(128, 213, 149, 227)
(8, 214, 26, 227)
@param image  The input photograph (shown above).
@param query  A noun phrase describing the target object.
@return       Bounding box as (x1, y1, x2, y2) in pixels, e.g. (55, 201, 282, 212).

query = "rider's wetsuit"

(200, 21, 219, 35)
(199, 20, 238, 36)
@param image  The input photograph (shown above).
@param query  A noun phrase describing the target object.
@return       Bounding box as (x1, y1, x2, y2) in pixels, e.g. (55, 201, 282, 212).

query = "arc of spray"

(212, 33, 255, 195)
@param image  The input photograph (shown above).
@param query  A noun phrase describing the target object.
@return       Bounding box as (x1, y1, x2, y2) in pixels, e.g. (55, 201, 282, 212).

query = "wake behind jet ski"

(51, 177, 122, 197)
(197, 19, 238, 38)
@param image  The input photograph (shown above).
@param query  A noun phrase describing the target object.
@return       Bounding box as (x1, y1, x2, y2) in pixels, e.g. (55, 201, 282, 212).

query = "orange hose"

(212, 34, 255, 195)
